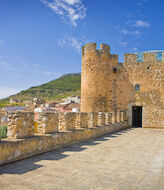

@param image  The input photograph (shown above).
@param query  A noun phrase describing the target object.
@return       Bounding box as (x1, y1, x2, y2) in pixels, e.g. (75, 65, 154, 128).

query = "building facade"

(81, 43, 164, 128)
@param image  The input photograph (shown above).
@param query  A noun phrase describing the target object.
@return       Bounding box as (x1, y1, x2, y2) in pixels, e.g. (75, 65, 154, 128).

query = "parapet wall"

(82, 43, 118, 64)
(0, 111, 128, 166)
(7, 112, 34, 139)
(82, 43, 110, 57)
(124, 51, 164, 64)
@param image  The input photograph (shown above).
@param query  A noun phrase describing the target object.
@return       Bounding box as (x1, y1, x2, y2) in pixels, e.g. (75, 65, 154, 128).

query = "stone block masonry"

(75, 112, 88, 129)
(105, 113, 112, 125)
(81, 43, 164, 128)
(81, 43, 118, 113)
(97, 112, 105, 126)
(88, 112, 98, 128)
(116, 111, 120, 123)
(0, 111, 128, 166)
(112, 112, 116, 124)
(124, 51, 164, 128)
(120, 112, 124, 122)
(37, 112, 59, 134)
(7, 112, 34, 139)
(59, 112, 76, 131)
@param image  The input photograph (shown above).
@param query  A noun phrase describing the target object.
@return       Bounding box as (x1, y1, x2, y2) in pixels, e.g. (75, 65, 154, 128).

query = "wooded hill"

(0, 73, 81, 106)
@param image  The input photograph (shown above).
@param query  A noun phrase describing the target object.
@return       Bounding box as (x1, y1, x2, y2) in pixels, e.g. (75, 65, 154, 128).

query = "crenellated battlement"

(124, 51, 164, 64)
(0, 111, 128, 165)
(82, 43, 97, 56)
(124, 53, 137, 64)
(100, 44, 110, 55)
(6, 111, 126, 138)
(109, 54, 118, 60)
(82, 43, 111, 57)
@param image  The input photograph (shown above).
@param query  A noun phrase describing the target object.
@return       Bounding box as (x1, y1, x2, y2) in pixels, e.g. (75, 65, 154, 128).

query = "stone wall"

(0, 111, 128, 165)
(81, 43, 118, 112)
(105, 113, 112, 125)
(81, 43, 164, 128)
(97, 112, 105, 126)
(88, 112, 98, 128)
(59, 112, 76, 131)
(75, 112, 88, 128)
(80, 43, 136, 114)
(37, 112, 59, 134)
(114, 52, 164, 128)
(124, 52, 164, 128)
(7, 112, 34, 139)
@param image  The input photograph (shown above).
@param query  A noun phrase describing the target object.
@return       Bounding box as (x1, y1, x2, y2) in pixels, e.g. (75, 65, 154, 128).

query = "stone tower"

(124, 51, 164, 128)
(81, 43, 118, 112)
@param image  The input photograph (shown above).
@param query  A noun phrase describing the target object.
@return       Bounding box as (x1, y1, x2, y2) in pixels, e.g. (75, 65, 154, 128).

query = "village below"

(0, 73, 81, 137)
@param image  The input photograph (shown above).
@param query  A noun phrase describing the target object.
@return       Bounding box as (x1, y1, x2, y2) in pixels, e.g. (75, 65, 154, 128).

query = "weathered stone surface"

(97, 112, 105, 126)
(105, 113, 110, 125)
(75, 112, 88, 129)
(88, 112, 98, 128)
(120, 111, 124, 122)
(37, 112, 59, 134)
(111, 113, 115, 124)
(109, 113, 113, 124)
(0, 121, 128, 166)
(81, 43, 118, 112)
(81, 43, 164, 128)
(59, 112, 76, 131)
(7, 112, 34, 139)
(116, 111, 120, 123)
(124, 52, 164, 128)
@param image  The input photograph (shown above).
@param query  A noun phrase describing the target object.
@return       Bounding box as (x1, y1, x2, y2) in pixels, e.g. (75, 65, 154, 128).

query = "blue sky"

(0, 0, 164, 98)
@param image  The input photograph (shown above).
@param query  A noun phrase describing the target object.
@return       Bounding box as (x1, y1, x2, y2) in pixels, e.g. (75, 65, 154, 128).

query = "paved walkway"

(0, 128, 164, 190)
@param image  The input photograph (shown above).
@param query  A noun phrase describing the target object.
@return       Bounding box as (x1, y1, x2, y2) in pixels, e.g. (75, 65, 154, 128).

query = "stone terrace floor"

(0, 128, 164, 190)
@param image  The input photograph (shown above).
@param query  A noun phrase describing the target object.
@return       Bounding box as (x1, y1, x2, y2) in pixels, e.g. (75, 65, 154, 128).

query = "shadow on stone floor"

(0, 151, 68, 175)
(0, 128, 134, 175)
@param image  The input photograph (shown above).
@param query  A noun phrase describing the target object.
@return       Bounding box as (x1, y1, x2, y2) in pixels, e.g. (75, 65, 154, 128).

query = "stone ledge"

(0, 122, 129, 166)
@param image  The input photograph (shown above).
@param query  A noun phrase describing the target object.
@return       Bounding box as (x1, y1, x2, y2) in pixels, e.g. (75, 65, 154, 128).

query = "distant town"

(0, 95, 80, 127)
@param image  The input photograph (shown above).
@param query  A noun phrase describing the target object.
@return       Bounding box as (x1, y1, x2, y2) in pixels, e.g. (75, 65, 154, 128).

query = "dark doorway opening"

(132, 106, 142, 128)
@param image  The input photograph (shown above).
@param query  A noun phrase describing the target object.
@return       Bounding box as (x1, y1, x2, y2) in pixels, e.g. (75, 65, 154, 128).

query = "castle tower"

(123, 51, 164, 128)
(81, 43, 118, 112)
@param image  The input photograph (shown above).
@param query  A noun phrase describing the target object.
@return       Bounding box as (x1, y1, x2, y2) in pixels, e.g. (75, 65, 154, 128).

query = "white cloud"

(115, 26, 128, 35)
(63, 0, 81, 5)
(0, 61, 17, 71)
(133, 30, 140, 35)
(0, 87, 20, 99)
(0, 61, 10, 67)
(117, 26, 141, 37)
(120, 29, 128, 35)
(132, 47, 138, 52)
(34, 64, 40, 68)
(41, 0, 86, 26)
(58, 35, 88, 52)
(137, 0, 149, 6)
(134, 20, 150, 28)
(119, 42, 128, 47)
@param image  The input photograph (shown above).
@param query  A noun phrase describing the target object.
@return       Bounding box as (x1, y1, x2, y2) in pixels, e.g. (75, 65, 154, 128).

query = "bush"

(0, 125, 7, 139)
